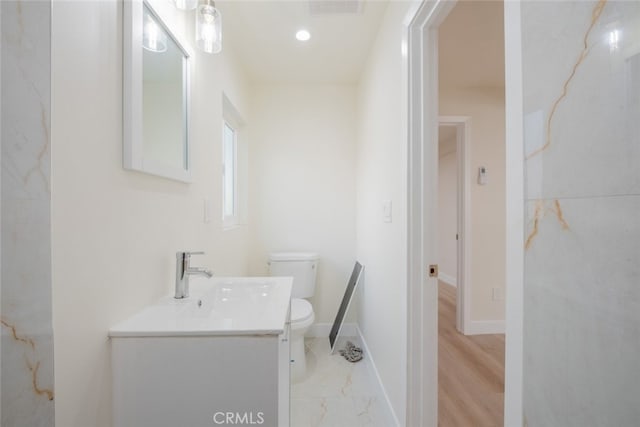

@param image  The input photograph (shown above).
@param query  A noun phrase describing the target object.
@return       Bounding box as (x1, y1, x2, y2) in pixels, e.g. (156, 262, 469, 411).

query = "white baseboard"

(464, 320, 505, 335)
(356, 326, 400, 427)
(439, 272, 457, 287)
(306, 322, 357, 338)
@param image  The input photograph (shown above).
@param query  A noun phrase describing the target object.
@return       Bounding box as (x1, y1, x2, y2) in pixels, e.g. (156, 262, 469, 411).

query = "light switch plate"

(382, 200, 392, 223)
(478, 166, 488, 185)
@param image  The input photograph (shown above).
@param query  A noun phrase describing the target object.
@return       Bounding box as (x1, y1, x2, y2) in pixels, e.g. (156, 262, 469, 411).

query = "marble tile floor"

(291, 337, 395, 427)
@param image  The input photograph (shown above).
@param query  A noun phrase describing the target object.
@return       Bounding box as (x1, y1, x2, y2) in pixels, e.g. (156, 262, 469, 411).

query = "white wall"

(355, 2, 412, 424)
(438, 147, 458, 286)
(440, 88, 506, 321)
(51, 1, 252, 425)
(247, 84, 357, 325)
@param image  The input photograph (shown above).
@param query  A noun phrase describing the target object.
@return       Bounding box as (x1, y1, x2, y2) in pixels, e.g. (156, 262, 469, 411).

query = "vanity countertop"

(109, 276, 292, 338)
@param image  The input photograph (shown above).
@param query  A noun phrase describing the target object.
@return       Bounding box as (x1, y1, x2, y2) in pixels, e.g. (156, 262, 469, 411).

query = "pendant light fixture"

(196, 0, 222, 54)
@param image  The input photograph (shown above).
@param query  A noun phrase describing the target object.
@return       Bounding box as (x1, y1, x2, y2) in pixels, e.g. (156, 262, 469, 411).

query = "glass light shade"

(174, 0, 198, 10)
(142, 8, 168, 53)
(196, 2, 222, 54)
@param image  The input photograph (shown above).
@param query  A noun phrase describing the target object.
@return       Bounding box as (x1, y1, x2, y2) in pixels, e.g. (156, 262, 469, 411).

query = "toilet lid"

(291, 298, 313, 323)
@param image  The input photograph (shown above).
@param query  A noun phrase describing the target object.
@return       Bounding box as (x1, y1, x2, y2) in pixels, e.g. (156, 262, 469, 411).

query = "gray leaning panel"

(329, 262, 364, 353)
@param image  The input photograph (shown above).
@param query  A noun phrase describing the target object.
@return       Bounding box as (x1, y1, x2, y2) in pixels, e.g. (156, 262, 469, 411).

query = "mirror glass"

(123, 0, 191, 182)
(142, 4, 188, 171)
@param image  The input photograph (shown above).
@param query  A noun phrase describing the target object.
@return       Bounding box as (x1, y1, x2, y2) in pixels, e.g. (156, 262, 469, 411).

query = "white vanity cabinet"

(109, 277, 292, 427)
(277, 318, 291, 426)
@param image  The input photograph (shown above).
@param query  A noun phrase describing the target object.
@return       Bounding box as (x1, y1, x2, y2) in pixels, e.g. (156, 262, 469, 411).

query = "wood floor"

(438, 281, 505, 427)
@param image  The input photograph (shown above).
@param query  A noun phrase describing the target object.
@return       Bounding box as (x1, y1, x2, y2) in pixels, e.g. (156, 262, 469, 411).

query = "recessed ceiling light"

(296, 29, 311, 42)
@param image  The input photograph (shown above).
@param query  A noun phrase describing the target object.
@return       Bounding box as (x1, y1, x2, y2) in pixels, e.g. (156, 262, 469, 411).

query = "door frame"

(438, 116, 471, 335)
(405, 2, 455, 425)
(405, 1, 524, 426)
(503, 2, 525, 425)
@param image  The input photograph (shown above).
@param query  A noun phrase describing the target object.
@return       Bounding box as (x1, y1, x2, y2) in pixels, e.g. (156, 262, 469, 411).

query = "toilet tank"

(268, 252, 319, 299)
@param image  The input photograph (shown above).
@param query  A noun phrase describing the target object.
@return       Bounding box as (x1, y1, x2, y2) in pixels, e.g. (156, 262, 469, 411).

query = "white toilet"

(268, 252, 318, 382)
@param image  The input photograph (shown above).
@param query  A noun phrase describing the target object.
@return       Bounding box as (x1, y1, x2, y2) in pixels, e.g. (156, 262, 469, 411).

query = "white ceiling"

(217, 0, 389, 84)
(439, 0, 505, 89)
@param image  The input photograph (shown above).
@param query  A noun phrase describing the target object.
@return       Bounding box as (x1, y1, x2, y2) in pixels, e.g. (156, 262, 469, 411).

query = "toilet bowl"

(268, 252, 319, 382)
(290, 298, 315, 382)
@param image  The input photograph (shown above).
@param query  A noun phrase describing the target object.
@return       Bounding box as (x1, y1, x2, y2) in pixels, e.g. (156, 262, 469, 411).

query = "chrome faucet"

(175, 251, 213, 299)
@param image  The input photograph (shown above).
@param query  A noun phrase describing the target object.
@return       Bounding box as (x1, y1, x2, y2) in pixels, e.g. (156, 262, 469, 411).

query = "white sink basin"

(109, 276, 292, 337)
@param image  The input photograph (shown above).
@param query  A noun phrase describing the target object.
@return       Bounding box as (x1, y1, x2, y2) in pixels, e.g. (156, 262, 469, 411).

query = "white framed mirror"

(123, 0, 192, 182)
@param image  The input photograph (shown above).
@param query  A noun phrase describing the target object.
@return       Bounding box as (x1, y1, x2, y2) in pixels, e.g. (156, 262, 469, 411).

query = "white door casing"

(406, 1, 524, 426)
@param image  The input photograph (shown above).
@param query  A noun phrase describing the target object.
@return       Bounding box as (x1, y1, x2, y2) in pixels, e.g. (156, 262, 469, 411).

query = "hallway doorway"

(406, 0, 522, 425)
(436, 2, 506, 425)
(437, 117, 470, 334)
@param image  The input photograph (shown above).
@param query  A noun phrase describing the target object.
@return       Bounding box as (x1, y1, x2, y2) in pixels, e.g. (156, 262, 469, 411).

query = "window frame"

(221, 94, 246, 230)
(222, 118, 239, 227)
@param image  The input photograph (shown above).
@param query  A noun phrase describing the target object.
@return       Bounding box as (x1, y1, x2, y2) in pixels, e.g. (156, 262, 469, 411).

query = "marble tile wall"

(522, 1, 640, 425)
(1, 1, 55, 425)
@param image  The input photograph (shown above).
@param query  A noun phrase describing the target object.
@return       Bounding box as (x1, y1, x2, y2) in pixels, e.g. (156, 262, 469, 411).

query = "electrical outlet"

(492, 287, 504, 301)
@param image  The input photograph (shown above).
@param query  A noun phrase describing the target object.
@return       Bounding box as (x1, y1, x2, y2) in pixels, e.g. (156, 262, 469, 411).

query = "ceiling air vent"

(309, 0, 364, 15)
